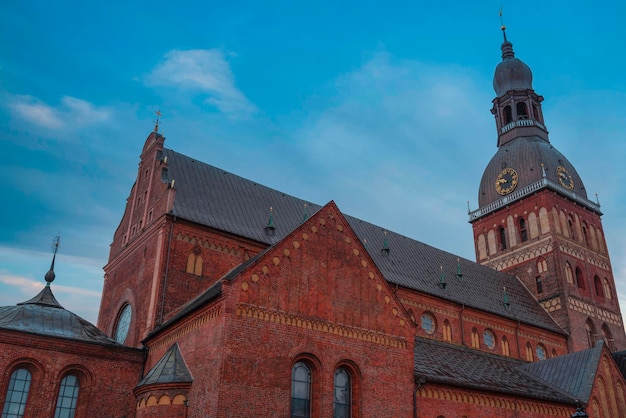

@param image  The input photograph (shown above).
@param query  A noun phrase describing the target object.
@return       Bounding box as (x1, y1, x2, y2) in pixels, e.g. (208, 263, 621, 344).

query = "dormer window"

(516, 102, 528, 120)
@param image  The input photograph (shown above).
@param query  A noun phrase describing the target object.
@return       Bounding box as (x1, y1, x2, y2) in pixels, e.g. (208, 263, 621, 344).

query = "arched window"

(420, 312, 436, 335)
(601, 324, 614, 351)
(535, 276, 543, 294)
(594, 275, 603, 298)
(442, 320, 452, 342)
(114, 304, 132, 344)
(551, 348, 558, 358)
(525, 342, 534, 362)
(565, 262, 574, 285)
(503, 105, 513, 124)
(470, 328, 480, 349)
(536, 344, 547, 361)
(532, 103, 540, 121)
(585, 319, 597, 348)
(291, 362, 311, 418)
(498, 227, 507, 250)
(516, 102, 528, 119)
(483, 329, 496, 350)
(603, 278, 612, 300)
(54, 375, 80, 418)
(501, 336, 510, 356)
(567, 217, 577, 241)
(2, 368, 32, 418)
(576, 267, 586, 290)
(536, 257, 548, 273)
(186, 246, 203, 276)
(333, 368, 351, 418)
(582, 222, 590, 247)
(519, 218, 528, 242)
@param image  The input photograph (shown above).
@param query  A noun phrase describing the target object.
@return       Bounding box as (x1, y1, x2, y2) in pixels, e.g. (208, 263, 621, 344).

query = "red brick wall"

(471, 190, 626, 352)
(416, 383, 574, 417)
(144, 203, 415, 417)
(0, 331, 143, 418)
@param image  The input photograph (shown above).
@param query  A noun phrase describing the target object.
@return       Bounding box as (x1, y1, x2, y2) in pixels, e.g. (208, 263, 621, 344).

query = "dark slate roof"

(161, 148, 564, 334)
(612, 350, 626, 382)
(414, 337, 576, 404)
(137, 343, 193, 387)
(0, 286, 120, 346)
(522, 340, 604, 403)
(478, 136, 588, 207)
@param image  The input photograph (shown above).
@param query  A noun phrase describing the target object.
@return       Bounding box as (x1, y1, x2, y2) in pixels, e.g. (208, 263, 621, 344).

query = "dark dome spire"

(493, 26, 533, 97)
(45, 235, 60, 286)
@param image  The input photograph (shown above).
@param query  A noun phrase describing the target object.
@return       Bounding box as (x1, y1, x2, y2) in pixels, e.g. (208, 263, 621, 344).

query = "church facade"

(2, 29, 626, 418)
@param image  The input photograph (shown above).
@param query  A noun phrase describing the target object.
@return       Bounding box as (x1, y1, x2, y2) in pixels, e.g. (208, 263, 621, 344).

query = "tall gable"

(229, 201, 412, 343)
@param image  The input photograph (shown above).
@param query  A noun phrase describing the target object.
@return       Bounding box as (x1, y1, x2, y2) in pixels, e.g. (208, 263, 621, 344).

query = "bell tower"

(469, 27, 626, 353)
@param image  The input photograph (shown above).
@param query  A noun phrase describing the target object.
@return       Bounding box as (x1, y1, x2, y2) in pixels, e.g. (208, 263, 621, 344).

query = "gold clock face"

(556, 165, 574, 190)
(495, 167, 519, 195)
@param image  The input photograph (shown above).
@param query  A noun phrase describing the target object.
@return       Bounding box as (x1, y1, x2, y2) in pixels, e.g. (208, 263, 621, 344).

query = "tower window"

(603, 278, 612, 300)
(186, 247, 203, 276)
(471, 328, 479, 349)
(565, 262, 574, 285)
(501, 336, 510, 356)
(537, 258, 548, 273)
(525, 342, 534, 362)
(532, 103, 540, 121)
(442, 320, 452, 342)
(575, 267, 586, 290)
(498, 227, 507, 250)
(516, 102, 528, 119)
(535, 276, 543, 294)
(519, 218, 528, 242)
(503, 105, 513, 124)
(594, 275, 603, 298)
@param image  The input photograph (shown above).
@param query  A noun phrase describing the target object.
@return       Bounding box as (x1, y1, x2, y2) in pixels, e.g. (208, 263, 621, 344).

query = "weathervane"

(154, 110, 162, 132)
(499, 7, 508, 41)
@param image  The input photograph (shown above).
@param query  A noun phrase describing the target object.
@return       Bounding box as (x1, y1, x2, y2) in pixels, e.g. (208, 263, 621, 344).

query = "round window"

(536, 344, 547, 361)
(114, 304, 132, 343)
(421, 313, 436, 334)
(483, 330, 496, 349)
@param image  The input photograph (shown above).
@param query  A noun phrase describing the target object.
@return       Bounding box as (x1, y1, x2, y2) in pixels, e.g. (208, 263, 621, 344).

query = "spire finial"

(498, 8, 515, 59)
(45, 235, 60, 286)
(499, 7, 508, 42)
(302, 203, 308, 222)
(154, 110, 162, 132)
(456, 257, 463, 280)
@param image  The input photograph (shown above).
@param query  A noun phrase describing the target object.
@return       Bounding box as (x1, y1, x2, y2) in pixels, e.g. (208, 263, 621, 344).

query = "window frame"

(1, 368, 32, 418)
(54, 374, 80, 418)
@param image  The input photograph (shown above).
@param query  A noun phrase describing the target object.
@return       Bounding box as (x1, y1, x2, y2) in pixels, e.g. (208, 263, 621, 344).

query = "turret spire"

(45, 235, 61, 286)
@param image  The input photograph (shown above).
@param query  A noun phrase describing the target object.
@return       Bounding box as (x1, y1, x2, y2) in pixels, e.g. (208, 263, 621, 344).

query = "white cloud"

(7, 94, 109, 130)
(146, 49, 257, 117)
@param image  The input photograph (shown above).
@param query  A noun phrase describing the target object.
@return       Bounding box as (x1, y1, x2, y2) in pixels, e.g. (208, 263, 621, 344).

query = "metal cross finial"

(499, 7, 508, 41)
(51, 234, 61, 255)
(154, 110, 162, 132)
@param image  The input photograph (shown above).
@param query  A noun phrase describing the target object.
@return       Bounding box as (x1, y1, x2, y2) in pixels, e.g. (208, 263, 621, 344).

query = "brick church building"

(3, 28, 626, 418)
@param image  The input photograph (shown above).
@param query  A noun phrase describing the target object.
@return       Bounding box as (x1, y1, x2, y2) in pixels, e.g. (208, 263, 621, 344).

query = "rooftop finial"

(265, 206, 276, 232)
(45, 235, 61, 286)
(503, 286, 510, 310)
(498, 8, 515, 59)
(438, 265, 447, 290)
(302, 203, 308, 222)
(154, 110, 162, 132)
(381, 230, 390, 256)
(456, 258, 463, 280)
(499, 7, 508, 42)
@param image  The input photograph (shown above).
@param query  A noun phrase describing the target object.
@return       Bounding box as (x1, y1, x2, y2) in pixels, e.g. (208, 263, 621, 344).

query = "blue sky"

(1, 1, 625, 324)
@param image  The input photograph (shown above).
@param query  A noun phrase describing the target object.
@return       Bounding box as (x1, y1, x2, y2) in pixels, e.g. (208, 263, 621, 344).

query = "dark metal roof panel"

(414, 337, 576, 404)
(137, 343, 192, 387)
(161, 148, 564, 334)
(521, 340, 603, 403)
(0, 290, 119, 346)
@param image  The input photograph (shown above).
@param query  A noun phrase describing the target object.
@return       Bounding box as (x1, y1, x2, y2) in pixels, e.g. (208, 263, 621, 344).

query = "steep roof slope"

(521, 340, 604, 403)
(162, 148, 563, 333)
(414, 337, 576, 404)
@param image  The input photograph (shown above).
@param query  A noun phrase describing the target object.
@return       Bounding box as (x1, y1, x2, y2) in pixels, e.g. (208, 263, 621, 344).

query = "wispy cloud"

(6, 95, 109, 130)
(145, 49, 257, 117)
(0, 274, 101, 298)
